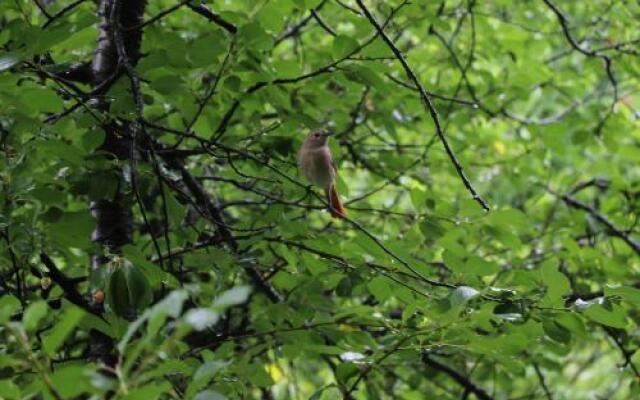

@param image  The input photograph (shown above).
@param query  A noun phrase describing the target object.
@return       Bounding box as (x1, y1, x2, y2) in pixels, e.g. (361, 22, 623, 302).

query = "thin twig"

(422, 353, 494, 400)
(347, 336, 411, 395)
(127, 0, 191, 31)
(311, 9, 336, 37)
(533, 362, 553, 400)
(186, 40, 235, 132)
(212, 2, 408, 141)
(39, 253, 98, 316)
(560, 194, 640, 255)
(274, 0, 330, 45)
(355, 0, 490, 211)
(32, 0, 52, 19)
(384, 73, 478, 107)
(186, 3, 237, 34)
(42, 0, 88, 29)
(604, 327, 640, 378)
(541, 0, 618, 133)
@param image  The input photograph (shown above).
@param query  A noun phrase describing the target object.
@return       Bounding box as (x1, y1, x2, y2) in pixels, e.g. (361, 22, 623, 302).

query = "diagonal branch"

(422, 354, 494, 400)
(561, 194, 640, 255)
(32, 0, 52, 20)
(42, 0, 89, 29)
(39, 253, 97, 315)
(274, 0, 330, 45)
(355, 0, 490, 211)
(533, 362, 554, 400)
(127, 0, 192, 31)
(186, 2, 237, 34)
(604, 327, 640, 378)
(542, 0, 618, 133)
(211, 2, 408, 141)
(148, 137, 282, 303)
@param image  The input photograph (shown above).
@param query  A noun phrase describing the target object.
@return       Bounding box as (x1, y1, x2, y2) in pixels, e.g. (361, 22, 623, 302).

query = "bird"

(297, 129, 347, 219)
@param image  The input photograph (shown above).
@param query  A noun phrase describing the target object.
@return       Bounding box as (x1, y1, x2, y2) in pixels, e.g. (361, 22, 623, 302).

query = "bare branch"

(39, 253, 98, 316)
(42, 0, 88, 29)
(561, 194, 640, 255)
(422, 354, 495, 400)
(355, 0, 490, 211)
(186, 3, 237, 34)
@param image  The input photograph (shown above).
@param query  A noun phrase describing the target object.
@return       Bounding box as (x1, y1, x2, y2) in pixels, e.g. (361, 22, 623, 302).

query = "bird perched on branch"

(297, 129, 347, 219)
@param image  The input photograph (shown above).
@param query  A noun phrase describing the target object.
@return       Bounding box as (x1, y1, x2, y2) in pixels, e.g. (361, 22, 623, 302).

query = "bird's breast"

(298, 147, 335, 188)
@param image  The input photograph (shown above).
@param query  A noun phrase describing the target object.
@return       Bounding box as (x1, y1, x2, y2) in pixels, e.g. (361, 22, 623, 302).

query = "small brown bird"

(297, 129, 347, 218)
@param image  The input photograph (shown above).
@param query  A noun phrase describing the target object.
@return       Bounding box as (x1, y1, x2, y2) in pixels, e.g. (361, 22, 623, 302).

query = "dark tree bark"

(89, 0, 147, 364)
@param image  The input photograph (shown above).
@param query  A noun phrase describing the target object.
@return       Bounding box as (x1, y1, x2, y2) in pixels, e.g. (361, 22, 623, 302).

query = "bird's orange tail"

(327, 185, 347, 219)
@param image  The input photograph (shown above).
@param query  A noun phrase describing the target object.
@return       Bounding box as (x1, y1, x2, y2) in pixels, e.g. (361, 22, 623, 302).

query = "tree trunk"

(89, 0, 147, 364)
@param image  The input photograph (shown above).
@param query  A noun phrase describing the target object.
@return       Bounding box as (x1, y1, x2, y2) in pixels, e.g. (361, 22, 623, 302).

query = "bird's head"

(304, 128, 332, 148)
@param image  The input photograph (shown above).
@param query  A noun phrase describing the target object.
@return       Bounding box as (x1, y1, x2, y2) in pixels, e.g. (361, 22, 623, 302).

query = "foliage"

(1, 0, 639, 399)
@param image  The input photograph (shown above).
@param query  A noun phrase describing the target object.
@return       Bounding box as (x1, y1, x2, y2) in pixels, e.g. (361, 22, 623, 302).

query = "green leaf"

(301, 252, 328, 275)
(336, 363, 360, 384)
(367, 276, 392, 302)
(256, 0, 291, 32)
(542, 319, 571, 344)
(50, 210, 94, 248)
(185, 361, 229, 399)
(106, 261, 153, 320)
(246, 363, 275, 387)
(443, 250, 465, 273)
(0, 296, 21, 323)
(165, 193, 187, 231)
(583, 303, 627, 329)
(0, 379, 20, 400)
(22, 301, 48, 332)
(121, 383, 172, 400)
(21, 87, 63, 113)
(78, 312, 114, 338)
(238, 22, 272, 51)
(554, 313, 587, 340)
(343, 65, 385, 88)
(419, 217, 446, 242)
(50, 364, 93, 398)
(605, 285, 640, 306)
(43, 306, 85, 357)
(538, 261, 571, 307)
(118, 290, 189, 352)
(194, 390, 227, 400)
(332, 35, 359, 59)
(187, 33, 226, 67)
(465, 256, 500, 276)
(353, 231, 390, 262)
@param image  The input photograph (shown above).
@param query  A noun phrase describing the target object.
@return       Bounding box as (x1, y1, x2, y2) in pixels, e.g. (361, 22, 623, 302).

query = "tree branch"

(422, 354, 494, 400)
(274, 0, 330, 45)
(39, 253, 96, 315)
(186, 3, 237, 34)
(533, 362, 553, 400)
(355, 0, 490, 211)
(42, 0, 89, 29)
(561, 194, 640, 255)
(542, 0, 618, 133)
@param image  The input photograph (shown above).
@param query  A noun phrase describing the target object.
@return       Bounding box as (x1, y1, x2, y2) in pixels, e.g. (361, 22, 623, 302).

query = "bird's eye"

(314, 133, 319, 138)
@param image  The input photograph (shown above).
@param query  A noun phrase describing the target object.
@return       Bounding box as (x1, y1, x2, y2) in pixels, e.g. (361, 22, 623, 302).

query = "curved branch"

(355, 0, 490, 211)
(186, 3, 237, 34)
(561, 194, 640, 255)
(422, 354, 494, 400)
